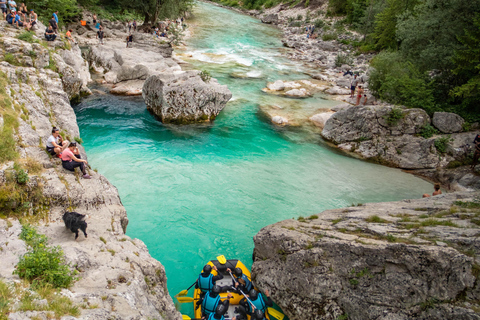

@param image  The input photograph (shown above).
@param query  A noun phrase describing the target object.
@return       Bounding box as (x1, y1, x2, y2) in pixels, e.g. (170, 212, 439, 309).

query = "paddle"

(176, 296, 195, 303)
(267, 307, 285, 320)
(177, 280, 197, 296)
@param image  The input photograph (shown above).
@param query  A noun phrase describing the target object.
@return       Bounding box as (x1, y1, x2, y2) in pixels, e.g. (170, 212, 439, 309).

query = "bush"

(14, 225, 76, 288)
(16, 169, 29, 185)
(335, 53, 353, 67)
(322, 32, 338, 41)
(16, 31, 35, 43)
(4, 53, 20, 66)
(434, 136, 451, 154)
(289, 21, 302, 27)
(368, 51, 435, 112)
(419, 124, 438, 139)
(314, 19, 325, 29)
(199, 70, 211, 83)
(384, 107, 404, 126)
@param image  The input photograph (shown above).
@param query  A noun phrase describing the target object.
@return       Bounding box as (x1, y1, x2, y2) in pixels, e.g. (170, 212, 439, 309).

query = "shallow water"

(74, 1, 432, 316)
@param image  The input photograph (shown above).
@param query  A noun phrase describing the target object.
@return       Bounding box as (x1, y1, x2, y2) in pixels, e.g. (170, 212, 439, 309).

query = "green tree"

(372, 0, 418, 50)
(396, 0, 480, 73)
(368, 51, 435, 111)
(450, 14, 480, 116)
(26, 0, 80, 26)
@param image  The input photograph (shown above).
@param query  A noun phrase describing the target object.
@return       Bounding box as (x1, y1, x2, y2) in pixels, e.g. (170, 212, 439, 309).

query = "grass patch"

(454, 200, 480, 209)
(419, 219, 459, 228)
(331, 218, 343, 225)
(100, 237, 107, 244)
(365, 215, 390, 223)
(308, 214, 318, 220)
(14, 225, 76, 288)
(4, 53, 21, 66)
(0, 279, 13, 320)
(16, 31, 35, 43)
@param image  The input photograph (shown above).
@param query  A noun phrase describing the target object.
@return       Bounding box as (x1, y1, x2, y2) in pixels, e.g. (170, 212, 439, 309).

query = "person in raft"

(422, 183, 442, 198)
(195, 265, 226, 296)
(61, 142, 91, 179)
(235, 309, 267, 320)
(207, 303, 230, 320)
(46, 127, 68, 156)
(231, 267, 253, 293)
(196, 285, 233, 318)
(239, 289, 273, 316)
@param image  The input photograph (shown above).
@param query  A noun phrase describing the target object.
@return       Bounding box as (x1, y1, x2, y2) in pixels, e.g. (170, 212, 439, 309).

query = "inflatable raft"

(177, 255, 284, 320)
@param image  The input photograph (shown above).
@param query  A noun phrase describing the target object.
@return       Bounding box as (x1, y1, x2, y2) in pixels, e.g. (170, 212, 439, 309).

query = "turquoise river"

(73, 1, 432, 316)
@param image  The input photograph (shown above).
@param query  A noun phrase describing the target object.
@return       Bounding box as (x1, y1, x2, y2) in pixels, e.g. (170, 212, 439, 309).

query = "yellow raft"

(178, 255, 285, 320)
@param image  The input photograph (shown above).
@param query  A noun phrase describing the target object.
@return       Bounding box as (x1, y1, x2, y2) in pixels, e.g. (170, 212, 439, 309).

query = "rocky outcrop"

(252, 192, 480, 320)
(0, 24, 180, 320)
(261, 14, 279, 24)
(432, 112, 465, 134)
(142, 71, 232, 124)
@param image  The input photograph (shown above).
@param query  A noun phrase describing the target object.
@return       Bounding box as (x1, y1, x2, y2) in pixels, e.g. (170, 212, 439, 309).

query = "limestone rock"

(60, 46, 92, 89)
(325, 86, 350, 95)
(110, 80, 143, 96)
(267, 80, 285, 91)
(261, 14, 279, 24)
(143, 72, 232, 124)
(284, 88, 310, 97)
(252, 192, 480, 320)
(432, 112, 465, 133)
(272, 115, 288, 125)
(309, 112, 335, 129)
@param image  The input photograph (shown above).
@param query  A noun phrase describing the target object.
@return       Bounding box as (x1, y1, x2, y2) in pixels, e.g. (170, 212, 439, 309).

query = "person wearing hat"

(231, 267, 253, 294)
(196, 285, 233, 318)
(28, 9, 37, 28)
(61, 142, 91, 179)
(207, 303, 230, 320)
(239, 289, 273, 316)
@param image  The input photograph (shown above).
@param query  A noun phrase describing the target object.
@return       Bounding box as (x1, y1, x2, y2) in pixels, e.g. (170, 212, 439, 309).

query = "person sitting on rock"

(471, 133, 480, 171)
(61, 142, 91, 179)
(195, 264, 225, 295)
(45, 25, 56, 41)
(28, 9, 37, 29)
(6, 9, 14, 24)
(240, 289, 273, 316)
(46, 127, 68, 156)
(66, 29, 76, 44)
(13, 10, 24, 28)
(422, 183, 442, 198)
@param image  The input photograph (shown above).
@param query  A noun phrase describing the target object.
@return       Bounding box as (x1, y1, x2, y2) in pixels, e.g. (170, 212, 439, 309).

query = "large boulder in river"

(252, 192, 480, 320)
(432, 112, 465, 133)
(142, 71, 232, 124)
(261, 14, 278, 24)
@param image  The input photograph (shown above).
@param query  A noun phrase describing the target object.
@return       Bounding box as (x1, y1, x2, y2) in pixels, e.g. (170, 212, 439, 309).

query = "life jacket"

(240, 274, 253, 292)
(197, 273, 214, 292)
(248, 294, 267, 313)
(207, 313, 224, 320)
(202, 294, 220, 316)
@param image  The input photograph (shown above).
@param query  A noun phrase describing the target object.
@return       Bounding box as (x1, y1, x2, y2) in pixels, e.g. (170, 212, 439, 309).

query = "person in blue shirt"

(53, 10, 58, 23)
(14, 11, 24, 28)
(7, 0, 15, 11)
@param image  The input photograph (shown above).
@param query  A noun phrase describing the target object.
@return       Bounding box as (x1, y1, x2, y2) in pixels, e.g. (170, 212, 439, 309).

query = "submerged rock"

(143, 71, 232, 124)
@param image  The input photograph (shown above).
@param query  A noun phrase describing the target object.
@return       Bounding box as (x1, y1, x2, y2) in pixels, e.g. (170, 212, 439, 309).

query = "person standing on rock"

(92, 13, 97, 25)
(49, 14, 58, 34)
(471, 133, 480, 170)
(126, 33, 133, 48)
(7, 0, 16, 12)
(61, 142, 91, 179)
(356, 85, 364, 105)
(97, 26, 104, 45)
(350, 74, 358, 98)
(0, 0, 8, 18)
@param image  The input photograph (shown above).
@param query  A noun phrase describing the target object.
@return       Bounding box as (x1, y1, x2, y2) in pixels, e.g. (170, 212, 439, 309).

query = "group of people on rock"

(46, 127, 91, 179)
(305, 25, 316, 39)
(194, 264, 272, 320)
(3, 1, 37, 31)
(344, 71, 368, 106)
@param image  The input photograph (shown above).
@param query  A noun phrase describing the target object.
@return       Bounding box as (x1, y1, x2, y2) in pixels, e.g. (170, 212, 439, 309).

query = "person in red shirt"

(61, 142, 91, 179)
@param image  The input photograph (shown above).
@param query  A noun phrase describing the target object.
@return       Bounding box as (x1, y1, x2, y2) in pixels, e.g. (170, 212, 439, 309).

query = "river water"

(73, 1, 431, 315)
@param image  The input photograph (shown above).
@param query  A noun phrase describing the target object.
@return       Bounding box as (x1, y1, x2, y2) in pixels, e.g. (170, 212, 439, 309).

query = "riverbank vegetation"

(24, 0, 193, 26)
(212, 0, 480, 121)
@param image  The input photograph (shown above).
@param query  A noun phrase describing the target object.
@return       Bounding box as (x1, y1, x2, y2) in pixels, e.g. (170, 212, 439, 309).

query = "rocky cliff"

(252, 191, 480, 320)
(0, 22, 180, 320)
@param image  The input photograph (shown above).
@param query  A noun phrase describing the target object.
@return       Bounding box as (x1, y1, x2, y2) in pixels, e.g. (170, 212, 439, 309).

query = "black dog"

(62, 211, 88, 240)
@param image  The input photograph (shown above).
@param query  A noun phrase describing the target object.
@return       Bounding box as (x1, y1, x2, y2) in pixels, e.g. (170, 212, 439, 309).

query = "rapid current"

(73, 1, 432, 315)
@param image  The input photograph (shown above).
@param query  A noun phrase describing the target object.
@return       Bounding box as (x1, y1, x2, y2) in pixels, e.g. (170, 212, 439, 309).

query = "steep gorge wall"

(0, 22, 180, 320)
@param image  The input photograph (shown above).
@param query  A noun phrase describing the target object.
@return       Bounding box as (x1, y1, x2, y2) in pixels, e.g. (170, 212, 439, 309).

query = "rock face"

(261, 14, 279, 24)
(252, 192, 480, 320)
(320, 105, 480, 179)
(0, 23, 180, 320)
(432, 112, 465, 133)
(142, 72, 232, 124)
